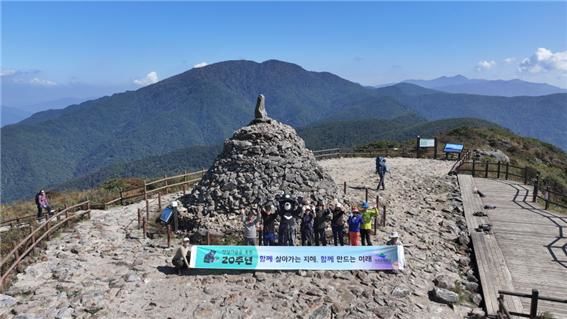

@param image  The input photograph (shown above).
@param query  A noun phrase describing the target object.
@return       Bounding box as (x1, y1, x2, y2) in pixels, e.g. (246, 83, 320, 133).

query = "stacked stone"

(183, 95, 338, 215)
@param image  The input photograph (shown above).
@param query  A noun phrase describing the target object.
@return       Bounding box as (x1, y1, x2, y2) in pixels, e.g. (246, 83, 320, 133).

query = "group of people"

(240, 194, 394, 248)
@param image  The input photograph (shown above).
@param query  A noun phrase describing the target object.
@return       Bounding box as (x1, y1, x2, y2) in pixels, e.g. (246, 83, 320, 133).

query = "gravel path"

(2, 158, 483, 319)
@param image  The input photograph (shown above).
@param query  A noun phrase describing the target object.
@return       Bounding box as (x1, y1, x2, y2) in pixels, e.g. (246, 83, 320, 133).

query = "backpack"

(376, 157, 386, 175)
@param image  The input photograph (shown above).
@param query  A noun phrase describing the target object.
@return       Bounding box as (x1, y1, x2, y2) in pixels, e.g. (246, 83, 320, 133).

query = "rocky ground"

(1, 158, 484, 319)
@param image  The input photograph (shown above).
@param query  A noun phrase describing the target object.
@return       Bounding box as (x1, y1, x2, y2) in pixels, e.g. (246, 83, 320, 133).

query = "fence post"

(529, 289, 539, 319)
(158, 193, 162, 212)
(165, 174, 169, 194)
(343, 182, 347, 195)
(365, 187, 368, 203)
(532, 173, 540, 203)
(45, 220, 50, 240)
(472, 159, 476, 177)
(144, 181, 147, 201)
(497, 161, 501, 179)
(167, 224, 171, 248)
(146, 199, 149, 222)
(433, 137, 438, 159)
(505, 162, 510, 180)
(382, 205, 387, 227)
(523, 166, 529, 185)
(484, 161, 489, 178)
(545, 187, 550, 210)
(374, 195, 379, 235)
(416, 136, 420, 159)
(137, 208, 141, 229)
(65, 210, 69, 228)
(142, 217, 147, 239)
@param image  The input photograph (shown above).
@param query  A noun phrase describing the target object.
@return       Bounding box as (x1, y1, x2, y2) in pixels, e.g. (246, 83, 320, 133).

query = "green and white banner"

(189, 245, 404, 271)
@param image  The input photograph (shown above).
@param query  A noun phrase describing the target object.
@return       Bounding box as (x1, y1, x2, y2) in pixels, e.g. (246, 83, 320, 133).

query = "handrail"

(0, 201, 89, 269)
(0, 201, 90, 291)
(498, 289, 567, 319)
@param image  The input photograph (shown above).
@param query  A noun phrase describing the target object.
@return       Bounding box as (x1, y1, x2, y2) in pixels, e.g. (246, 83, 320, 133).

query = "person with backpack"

(300, 204, 315, 246)
(314, 201, 331, 246)
(360, 201, 378, 246)
(347, 208, 363, 246)
(35, 190, 52, 220)
(261, 204, 278, 246)
(376, 157, 389, 190)
(331, 202, 346, 246)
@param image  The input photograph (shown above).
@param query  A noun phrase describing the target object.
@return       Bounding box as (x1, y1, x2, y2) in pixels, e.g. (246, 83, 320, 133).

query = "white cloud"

(29, 77, 57, 86)
(476, 60, 496, 71)
(0, 69, 17, 77)
(503, 57, 516, 64)
(133, 71, 159, 86)
(193, 62, 208, 68)
(519, 48, 567, 73)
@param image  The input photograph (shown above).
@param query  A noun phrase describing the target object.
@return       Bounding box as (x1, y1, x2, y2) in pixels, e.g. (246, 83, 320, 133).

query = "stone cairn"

(182, 95, 338, 221)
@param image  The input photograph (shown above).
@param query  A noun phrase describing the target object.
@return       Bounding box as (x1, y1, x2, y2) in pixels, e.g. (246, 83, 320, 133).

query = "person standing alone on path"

(360, 201, 378, 246)
(376, 157, 388, 190)
(35, 190, 52, 220)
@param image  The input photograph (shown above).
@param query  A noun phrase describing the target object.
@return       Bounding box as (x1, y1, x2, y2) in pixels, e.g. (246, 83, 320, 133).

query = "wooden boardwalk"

(459, 175, 567, 318)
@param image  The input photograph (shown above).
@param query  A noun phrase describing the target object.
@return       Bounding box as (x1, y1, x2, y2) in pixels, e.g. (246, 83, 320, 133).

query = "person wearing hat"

(386, 232, 403, 246)
(172, 237, 192, 275)
(331, 202, 346, 246)
(360, 201, 378, 246)
(347, 207, 363, 246)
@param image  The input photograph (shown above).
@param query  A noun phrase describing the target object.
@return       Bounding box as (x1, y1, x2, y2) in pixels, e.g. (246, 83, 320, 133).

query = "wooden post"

(365, 187, 368, 203)
(343, 181, 347, 195)
(145, 199, 149, 223)
(484, 161, 489, 178)
(532, 173, 539, 203)
(523, 166, 529, 185)
(65, 210, 69, 228)
(167, 224, 171, 248)
(381, 205, 387, 227)
(472, 159, 476, 177)
(45, 220, 50, 240)
(505, 162, 510, 180)
(142, 217, 147, 239)
(545, 187, 550, 210)
(433, 138, 438, 159)
(529, 289, 539, 319)
(182, 184, 186, 195)
(165, 175, 169, 194)
(416, 136, 420, 158)
(374, 195, 379, 235)
(120, 190, 124, 206)
(137, 208, 141, 229)
(158, 193, 162, 212)
(144, 180, 147, 201)
(497, 161, 501, 179)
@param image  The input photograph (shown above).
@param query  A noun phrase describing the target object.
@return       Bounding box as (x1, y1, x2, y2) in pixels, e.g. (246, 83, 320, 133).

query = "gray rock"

(458, 232, 471, 246)
(463, 281, 480, 293)
(430, 287, 459, 304)
(391, 286, 411, 298)
(254, 94, 269, 120)
(0, 294, 17, 308)
(309, 304, 330, 319)
(471, 293, 483, 306)
(434, 274, 456, 290)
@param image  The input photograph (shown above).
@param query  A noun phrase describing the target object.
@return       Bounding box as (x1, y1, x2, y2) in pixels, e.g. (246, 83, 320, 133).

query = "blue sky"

(2, 1, 567, 107)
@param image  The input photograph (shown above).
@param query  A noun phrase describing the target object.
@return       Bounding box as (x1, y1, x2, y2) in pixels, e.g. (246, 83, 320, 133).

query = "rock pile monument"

(183, 94, 338, 216)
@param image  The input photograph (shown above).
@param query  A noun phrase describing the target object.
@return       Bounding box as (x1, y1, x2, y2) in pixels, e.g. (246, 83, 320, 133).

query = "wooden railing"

(497, 289, 567, 319)
(0, 201, 91, 291)
(455, 159, 567, 210)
